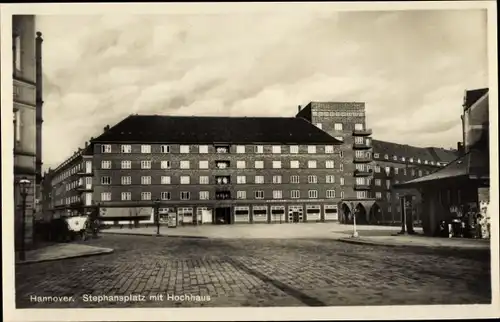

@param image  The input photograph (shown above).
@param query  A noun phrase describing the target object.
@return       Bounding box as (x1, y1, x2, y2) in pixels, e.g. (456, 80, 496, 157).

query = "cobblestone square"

(15, 235, 491, 308)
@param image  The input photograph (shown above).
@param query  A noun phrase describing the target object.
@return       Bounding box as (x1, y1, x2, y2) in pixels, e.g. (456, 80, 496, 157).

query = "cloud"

(37, 9, 488, 170)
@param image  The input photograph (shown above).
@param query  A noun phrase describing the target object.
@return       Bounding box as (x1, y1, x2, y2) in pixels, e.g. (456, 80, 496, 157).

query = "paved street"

(16, 234, 491, 308)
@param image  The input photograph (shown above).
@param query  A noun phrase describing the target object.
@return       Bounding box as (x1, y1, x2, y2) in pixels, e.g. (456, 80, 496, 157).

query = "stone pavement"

(16, 243, 114, 265)
(102, 223, 489, 249)
(15, 234, 491, 308)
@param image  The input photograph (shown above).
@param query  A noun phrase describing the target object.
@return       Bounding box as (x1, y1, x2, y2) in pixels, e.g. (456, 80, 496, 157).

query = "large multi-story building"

(13, 15, 43, 248)
(42, 101, 459, 227)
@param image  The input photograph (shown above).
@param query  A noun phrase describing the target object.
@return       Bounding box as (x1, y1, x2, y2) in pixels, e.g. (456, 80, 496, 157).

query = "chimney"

(84, 141, 88, 147)
(104, 125, 110, 132)
(298, 105, 302, 113)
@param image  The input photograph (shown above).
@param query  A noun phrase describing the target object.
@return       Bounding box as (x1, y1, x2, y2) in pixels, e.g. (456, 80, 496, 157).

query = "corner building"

(91, 115, 345, 225)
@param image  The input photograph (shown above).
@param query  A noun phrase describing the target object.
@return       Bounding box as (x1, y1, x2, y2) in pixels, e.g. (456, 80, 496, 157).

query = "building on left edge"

(13, 15, 44, 250)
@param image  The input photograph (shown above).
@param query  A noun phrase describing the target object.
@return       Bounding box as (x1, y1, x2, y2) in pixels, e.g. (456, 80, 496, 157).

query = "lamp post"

(350, 201, 359, 238)
(18, 177, 31, 261)
(154, 199, 161, 236)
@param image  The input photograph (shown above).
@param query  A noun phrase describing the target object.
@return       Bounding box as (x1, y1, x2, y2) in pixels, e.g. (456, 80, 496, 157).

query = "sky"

(36, 9, 489, 170)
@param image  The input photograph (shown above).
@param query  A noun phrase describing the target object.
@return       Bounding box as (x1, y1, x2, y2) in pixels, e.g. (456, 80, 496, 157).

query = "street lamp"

(350, 201, 359, 238)
(154, 199, 161, 236)
(18, 177, 31, 261)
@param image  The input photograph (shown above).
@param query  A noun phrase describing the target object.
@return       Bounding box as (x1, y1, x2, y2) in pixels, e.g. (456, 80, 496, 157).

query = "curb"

(335, 238, 490, 251)
(16, 249, 114, 265)
(101, 231, 209, 239)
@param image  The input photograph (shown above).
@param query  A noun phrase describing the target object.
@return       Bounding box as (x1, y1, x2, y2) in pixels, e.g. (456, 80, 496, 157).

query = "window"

(290, 175, 300, 183)
(290, 145, 299, 154)
(101, 192, 111, 201)
(236, 176, 246, 184)
(141, 145, 151, 153)
(199, 191, 209, 200)
(255, 191, 264, 199)
(161, 176, 171, 185)
(409, 158, 414, 163)
(180, 145, 190, 153)
(418, 170, 423, 176)
(161, 161, 171, 169)
(121, 192, 131, 201)
(315, 123, 323, 129)
(308, 190, 318, 199)
(290, 190, 300, 199)
(141, 192, 151, 201)
(354, 123, 363, 130)
(199, 176, 209, 184)
(273, 190, 283, 199)
(307, 146, 317, 154)
(340, 191, 344, 199)
(101, 145, 111, 153)
(272, 145, 282, 154)
(121, 160, 131, 169)
(13, 110, 21, 143)
(401, 157, 406, 162)
(272, 175, 282, 184)
(394, 168, 399, 175)
(236, 161, 246, 169)
(180, 191, 190, 200)
(254, 161, 264, 169)
(325, 145, 334, 154)
(141, 176, 151, 185)
(424, 160, 428, 165)
(355, 136, 364, 144)
(100, 176, 111, 185)
(272, 161, 282, 169)
(325, 160, 335, 168)
(14, 35, 21, 71)
(386, 180, 391, 189)
(180, 161, 190, 169)
(308, 175, 317, 183)
(411, 169, 416, 176)
(393, 156, 398, 161)
(375, 179, 381, 186)
(255, 176, 264, 184)
(161, 145, 170, 153)
(215, 146, 229, 153)
(375, 165, 381, 173)
(180, 176, 190, 184)
(374, 153, 380, 158)
(121, 145, 131, 153)
(236, 145, 245, 154)
(326, 175, 335, 183)
(237, 191, 247, 199)
(357, 191, 367, 199)
(255, 145, 264, 153)
(290, 160, 299, 169)
(198, 145, 208, 154)
(308, 160, 317, 169)
(334, 123, 343, 131)
(386, 192, 391, 200)
(417, 159, 421, 164)
(101, 161, 111, 169)
(375, 192, 382, 199)
(199, 160, 209, 169)
(121, 176, 131, 185)
(326, 190, 336, 198)
(161, 192, 171, 200)
(385, 166, 391, 175)
(340, 177, 345, 185)
(384, 154, 389, 160)
(141, 160, 151, 169)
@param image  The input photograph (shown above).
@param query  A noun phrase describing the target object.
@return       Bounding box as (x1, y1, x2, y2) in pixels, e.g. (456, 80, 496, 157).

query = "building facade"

(13, 15, 43, 249)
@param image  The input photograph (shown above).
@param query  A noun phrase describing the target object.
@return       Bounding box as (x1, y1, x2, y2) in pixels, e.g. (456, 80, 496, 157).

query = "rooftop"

(463, 88, 489, 111)
(372, 139, 458, 164)
(92, 115, 343, 144)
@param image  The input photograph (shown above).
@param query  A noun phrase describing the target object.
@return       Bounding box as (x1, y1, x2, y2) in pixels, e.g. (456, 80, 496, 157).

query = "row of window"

(101, 189, 346, 201)
(101, 159, 345, 170)
(98, 175, 347, 186)
(312, 111, 365, 118)
(373, 153, 447, 167)
(52, 163, 83, 186)
(101, 144, 341, 155)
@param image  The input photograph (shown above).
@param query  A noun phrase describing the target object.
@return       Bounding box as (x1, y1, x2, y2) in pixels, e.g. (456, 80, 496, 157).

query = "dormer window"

(424, 160, 428, 164)
(430, 161, 435, 165)
(401, 157, 406, 162)
(409, 158, 414, 163)
(374, 153, 379, 158)
(417, 159, 421, 164)
(384, 154, 389, 160)
(393, 156, 398, 161)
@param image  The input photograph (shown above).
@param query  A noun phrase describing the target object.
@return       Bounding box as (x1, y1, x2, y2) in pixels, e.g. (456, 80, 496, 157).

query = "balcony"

(215, 191, 231, 200)
(215, 176, 231, 185)
(354, 183, 371, 190)
(353, 155, 372, 163)
(215, 161, 230, 169)
(353, 142, 372, 149)
(354, 169, 373, 177)
(76, 186, 93, 192)
(352, 128, 373, 136)
(215, 145, 230, 154)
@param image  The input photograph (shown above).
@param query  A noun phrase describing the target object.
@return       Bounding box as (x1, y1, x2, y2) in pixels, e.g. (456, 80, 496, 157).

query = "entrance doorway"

(288, 206, 304, 223)
(214, 207, 232, 225)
